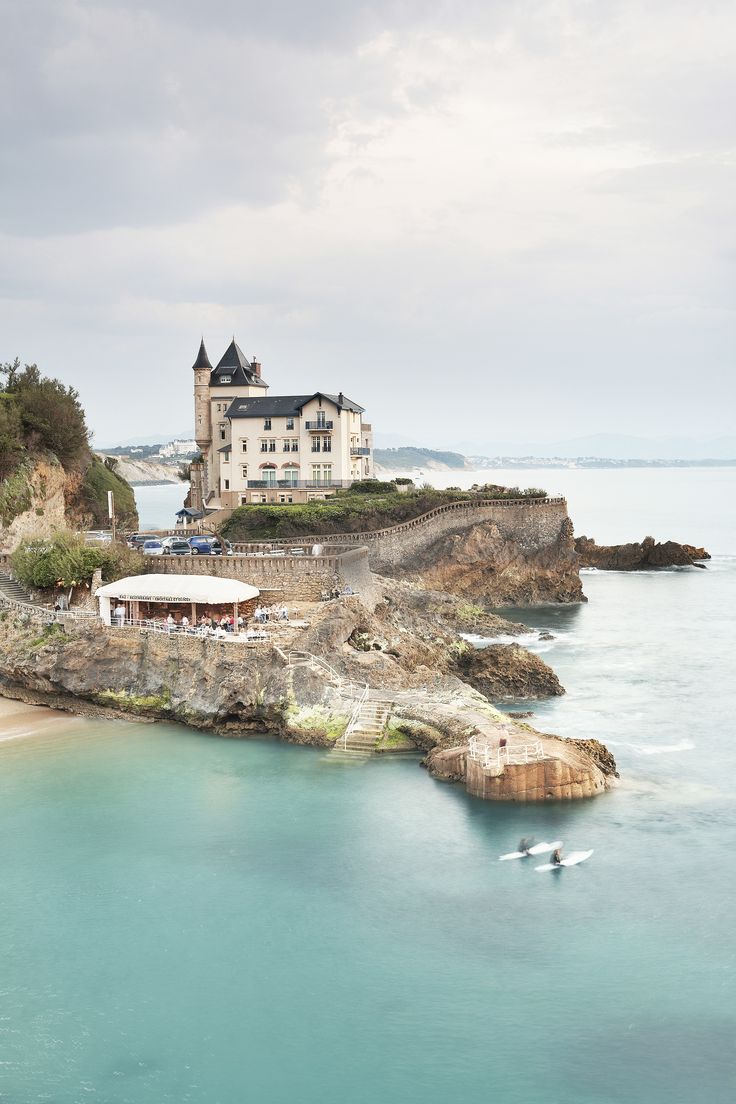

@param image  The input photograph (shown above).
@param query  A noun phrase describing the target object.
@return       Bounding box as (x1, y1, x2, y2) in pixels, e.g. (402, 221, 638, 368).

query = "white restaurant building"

(189, 338, 373, 512)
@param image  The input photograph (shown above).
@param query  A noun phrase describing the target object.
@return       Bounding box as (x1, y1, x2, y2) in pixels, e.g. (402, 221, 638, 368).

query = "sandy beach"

(0, 694, 81, 743)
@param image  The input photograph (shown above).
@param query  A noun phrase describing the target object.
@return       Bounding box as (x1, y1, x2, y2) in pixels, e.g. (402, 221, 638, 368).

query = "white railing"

(105, 618, 271, 643)
(468, 735, 545, 770)
(339, 684, 370, 751)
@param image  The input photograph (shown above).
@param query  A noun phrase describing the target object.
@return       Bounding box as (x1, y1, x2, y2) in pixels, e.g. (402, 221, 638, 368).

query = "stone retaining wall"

(230, 497, 569, 573)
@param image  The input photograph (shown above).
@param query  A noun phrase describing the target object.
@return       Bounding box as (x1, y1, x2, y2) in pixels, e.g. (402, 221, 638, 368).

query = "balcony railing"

(311, 448, 332, 454)
(350, 447, 371, 456)
(245, 479, 353, 489)
(304, 420, 333, 431)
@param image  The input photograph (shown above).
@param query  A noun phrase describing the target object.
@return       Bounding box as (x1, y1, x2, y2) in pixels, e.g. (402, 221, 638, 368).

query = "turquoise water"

(3, 471, 736, 1102)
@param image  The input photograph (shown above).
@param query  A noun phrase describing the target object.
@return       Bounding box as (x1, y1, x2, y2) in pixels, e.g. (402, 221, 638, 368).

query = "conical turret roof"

(191, 338, 212, 371)
(216, 338, 251, 371)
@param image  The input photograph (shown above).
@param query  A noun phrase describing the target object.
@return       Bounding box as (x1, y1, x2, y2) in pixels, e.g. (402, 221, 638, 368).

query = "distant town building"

(189, 338, 373, 512)
(158, 439, 198, 459)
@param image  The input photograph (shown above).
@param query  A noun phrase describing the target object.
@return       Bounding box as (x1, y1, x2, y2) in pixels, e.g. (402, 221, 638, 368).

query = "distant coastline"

(374, 445, 736, 475)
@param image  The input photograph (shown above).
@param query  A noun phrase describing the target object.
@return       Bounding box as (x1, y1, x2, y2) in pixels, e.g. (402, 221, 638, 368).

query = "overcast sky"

(1, 0, 734, 449)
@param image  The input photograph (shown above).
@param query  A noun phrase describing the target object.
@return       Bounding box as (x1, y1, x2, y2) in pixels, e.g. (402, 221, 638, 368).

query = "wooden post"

(233, 601, 238, 631)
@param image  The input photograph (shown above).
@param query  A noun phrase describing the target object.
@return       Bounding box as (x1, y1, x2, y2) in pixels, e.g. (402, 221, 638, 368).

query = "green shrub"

(347, 479, 397, 495)
(11, 531, 144, 590)
(0, 461, 33, 526)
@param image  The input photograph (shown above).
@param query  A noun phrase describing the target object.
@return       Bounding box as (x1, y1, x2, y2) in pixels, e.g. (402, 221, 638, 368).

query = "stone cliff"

(396, 515, 584, 605)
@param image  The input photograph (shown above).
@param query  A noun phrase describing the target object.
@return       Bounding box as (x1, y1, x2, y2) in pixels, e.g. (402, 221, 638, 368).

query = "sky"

(1, 0, 734, 451)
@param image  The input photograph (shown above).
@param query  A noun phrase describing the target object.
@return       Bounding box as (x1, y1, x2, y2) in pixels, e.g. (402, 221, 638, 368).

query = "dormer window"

(220, 375, 231, 384)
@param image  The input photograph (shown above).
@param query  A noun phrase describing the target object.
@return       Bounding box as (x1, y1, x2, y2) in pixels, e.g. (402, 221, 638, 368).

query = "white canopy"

(96, 573, 260, 605)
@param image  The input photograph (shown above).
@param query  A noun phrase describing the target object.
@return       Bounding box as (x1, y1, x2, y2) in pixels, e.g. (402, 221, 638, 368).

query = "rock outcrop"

(574, 535, 710, 570)
(408, 516, 584, 605)
(456, 643, 565, 700)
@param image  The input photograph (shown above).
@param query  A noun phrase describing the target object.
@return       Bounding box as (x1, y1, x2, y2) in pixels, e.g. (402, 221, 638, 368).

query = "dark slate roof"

(176, 507, 203, 518)
(217, 444, 232, 453)
(210, 338, 268, 388)
(191, 338, 212, 371)
(226, 392, 365, 419)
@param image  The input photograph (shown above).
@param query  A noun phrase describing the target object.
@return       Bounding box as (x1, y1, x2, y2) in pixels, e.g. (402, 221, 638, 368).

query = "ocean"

(1, 468, 734, 1103)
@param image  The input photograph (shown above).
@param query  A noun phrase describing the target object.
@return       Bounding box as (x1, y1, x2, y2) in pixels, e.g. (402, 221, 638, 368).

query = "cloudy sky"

(1, 0, 733, 449)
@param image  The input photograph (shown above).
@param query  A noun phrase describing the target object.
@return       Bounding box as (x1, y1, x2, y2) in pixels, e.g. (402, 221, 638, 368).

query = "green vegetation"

(82, 455, 138, 529)
(221, 483, 549, 541)
(373, 446, 466, 470)
(95, 688, 172, 714)
(26, 622, 69, 652)
(1, 359, 89, 470)
(11, 531, 144, 591)
(0, 461, 34, 526)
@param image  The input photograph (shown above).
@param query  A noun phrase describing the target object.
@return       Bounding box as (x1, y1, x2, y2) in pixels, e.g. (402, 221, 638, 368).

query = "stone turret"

(192, 338, 213, 452)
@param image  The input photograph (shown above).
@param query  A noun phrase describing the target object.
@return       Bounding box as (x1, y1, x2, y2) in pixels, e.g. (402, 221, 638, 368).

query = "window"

(260, 440, 268, 452)
(279, 495, 293, 503)
(282, 441, 290, 452)
(286, 418, 294, 430)
(240, 495, 248, 505)
(220, 375, 231, 384)
(316, 411, 326, 428)
(264, 418, 272, 430)
(322, 436, 331, 453)
(312, 439, 320, 453)
(311, 464, 332, 485)
(268, 440, 276, 452)
(241, 466, 248, 479)
(219, 424, 226, 441)
(290, 440, 299, 452)
(241, 440, 247, 452)
(224, 479, 230, 490)
(263, 468, 276, 487)
(283, 468, 299, 486)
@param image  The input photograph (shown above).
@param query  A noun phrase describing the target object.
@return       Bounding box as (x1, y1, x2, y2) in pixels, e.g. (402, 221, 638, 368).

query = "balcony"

(246, 479, 354, 489)
(350, 447, 371, 456)
(311, 447, 332, 454)
(304, 420, 333, 431)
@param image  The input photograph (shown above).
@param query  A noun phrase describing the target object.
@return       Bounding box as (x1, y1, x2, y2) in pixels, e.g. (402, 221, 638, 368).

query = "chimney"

(338, 391, 344, 405)
(253, 357, 261, 378)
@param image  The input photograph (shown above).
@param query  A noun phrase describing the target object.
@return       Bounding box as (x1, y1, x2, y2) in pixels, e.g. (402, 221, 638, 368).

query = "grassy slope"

(220, 488, 475, 540)
(81, 456, 139, 529)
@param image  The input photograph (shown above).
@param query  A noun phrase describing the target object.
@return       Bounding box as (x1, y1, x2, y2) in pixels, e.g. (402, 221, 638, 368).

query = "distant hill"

(373, 447, 466, 472)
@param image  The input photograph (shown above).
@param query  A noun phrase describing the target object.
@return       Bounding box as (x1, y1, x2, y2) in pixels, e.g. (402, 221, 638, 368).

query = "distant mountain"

(448, 434, 736, 461)
(374, 447, 466, 472)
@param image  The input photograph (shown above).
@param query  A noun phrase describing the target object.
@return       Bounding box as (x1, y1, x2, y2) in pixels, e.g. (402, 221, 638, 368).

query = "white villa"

(189, 338, 373, 512)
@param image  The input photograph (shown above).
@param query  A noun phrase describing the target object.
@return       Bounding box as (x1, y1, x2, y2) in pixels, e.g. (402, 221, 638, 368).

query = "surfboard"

(499, 840, 563, 861)
(535, 849, 594, 871)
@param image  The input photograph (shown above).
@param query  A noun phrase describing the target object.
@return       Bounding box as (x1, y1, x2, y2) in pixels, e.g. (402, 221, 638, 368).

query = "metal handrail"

(339, 683, 370, 750)
(105, 618, 271, 642)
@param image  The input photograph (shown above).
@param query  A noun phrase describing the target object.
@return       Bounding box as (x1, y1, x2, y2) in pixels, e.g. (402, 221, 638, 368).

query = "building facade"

(190, 338, 373, 511)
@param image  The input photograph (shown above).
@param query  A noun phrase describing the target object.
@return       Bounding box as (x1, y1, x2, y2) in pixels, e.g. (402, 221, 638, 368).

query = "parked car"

(126, 533, 150, 550)
(189, 536, 233, 556)
(84, 530, 113, 544)
(141, 539, 165, 556)
(163, 539, 193, 556)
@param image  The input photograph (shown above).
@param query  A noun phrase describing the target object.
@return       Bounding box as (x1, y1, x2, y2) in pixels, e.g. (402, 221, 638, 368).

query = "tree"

(0, 392, 25, 478)
(1, 360, 89, 469)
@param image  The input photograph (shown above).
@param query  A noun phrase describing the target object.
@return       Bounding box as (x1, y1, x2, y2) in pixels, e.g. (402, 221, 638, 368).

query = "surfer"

(551, 848, 563, 866)
(518, 837, 534, 855)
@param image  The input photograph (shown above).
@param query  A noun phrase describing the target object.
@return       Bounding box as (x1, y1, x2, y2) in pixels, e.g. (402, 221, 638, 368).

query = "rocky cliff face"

(406, 516, 584, 605)
(0, 458, 71, 553)
(574, 535, 710, 570)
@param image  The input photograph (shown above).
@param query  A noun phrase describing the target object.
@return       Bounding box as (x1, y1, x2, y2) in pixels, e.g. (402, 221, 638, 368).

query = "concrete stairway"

(337, 698, 394, 754)
(0, 572, 33, 604)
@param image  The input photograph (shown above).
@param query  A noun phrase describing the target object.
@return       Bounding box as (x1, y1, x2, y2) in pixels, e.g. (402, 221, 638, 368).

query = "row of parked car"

(126, 534, 234, 557)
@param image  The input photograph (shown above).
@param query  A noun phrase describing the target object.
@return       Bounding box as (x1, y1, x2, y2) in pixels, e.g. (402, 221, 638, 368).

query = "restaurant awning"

(96, 574, 260, 605)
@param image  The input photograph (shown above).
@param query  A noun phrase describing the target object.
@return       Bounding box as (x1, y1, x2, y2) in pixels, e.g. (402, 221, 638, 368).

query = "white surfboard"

(535, 849, 594, 871)
(499, 840, 563, 861)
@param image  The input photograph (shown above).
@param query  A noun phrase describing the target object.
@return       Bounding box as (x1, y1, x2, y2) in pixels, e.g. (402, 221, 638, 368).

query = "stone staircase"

(0, 572, 33, 605)
(337, 697, 394, 754)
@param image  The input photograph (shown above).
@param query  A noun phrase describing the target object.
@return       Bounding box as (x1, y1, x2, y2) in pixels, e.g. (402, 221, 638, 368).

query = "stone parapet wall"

(149, 547, 378, 605)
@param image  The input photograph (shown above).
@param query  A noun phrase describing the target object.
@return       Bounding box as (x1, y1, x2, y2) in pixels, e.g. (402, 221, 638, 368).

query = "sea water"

(2, 469, 735, 1103)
